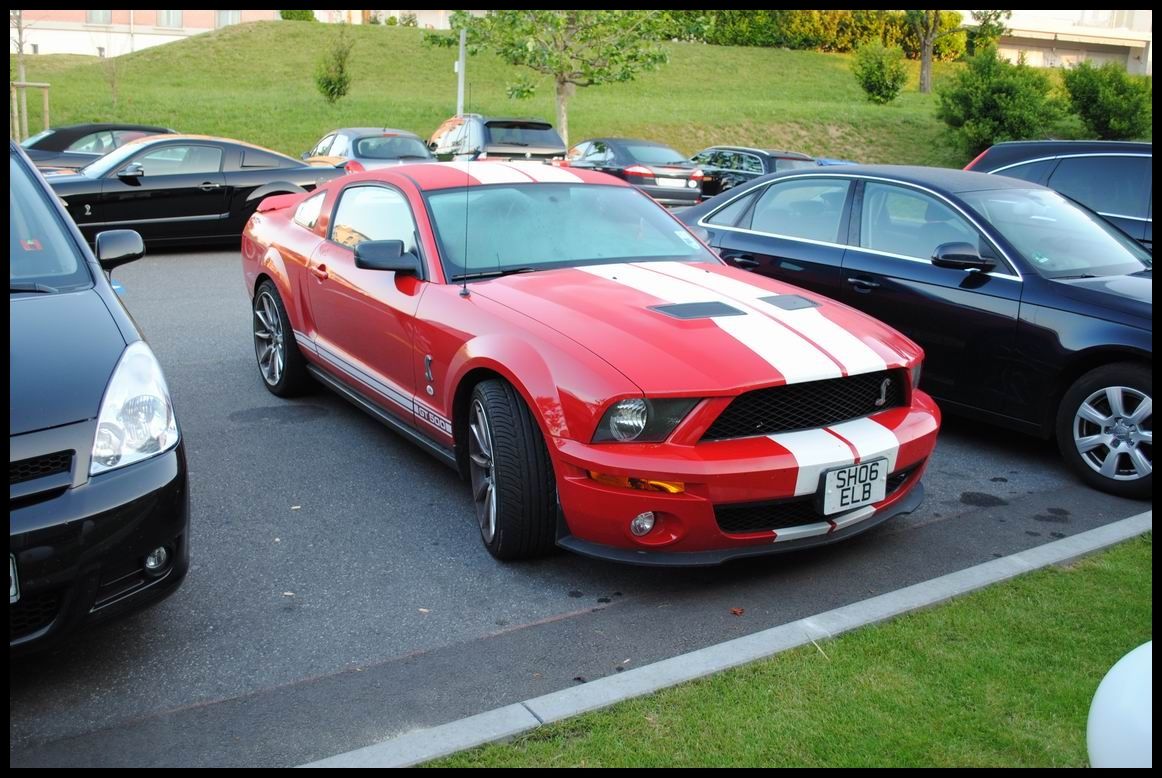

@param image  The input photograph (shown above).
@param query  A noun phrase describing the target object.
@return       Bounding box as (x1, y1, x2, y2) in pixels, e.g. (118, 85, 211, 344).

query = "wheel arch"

(1046, 346, 1152, 438)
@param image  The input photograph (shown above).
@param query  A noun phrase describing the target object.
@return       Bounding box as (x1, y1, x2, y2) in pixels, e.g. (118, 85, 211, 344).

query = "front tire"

(253, 280, 311, 397)
(1056, 363, 1151, 500)
(467, 380, 557, 560)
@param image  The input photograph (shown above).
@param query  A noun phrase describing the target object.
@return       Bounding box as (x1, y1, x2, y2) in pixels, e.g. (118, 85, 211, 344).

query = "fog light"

(630, 511, 656, 536)
(144, 546, 170, 573)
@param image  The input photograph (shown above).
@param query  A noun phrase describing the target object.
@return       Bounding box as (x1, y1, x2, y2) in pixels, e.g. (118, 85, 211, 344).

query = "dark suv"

(966, 140, 1152, 249)
(428, 114, 566, 162)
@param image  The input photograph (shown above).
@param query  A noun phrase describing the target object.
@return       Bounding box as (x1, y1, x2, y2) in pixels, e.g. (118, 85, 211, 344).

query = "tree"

(1062, 61, 1152, 140)
(315, 24, 355, 104)
(427, 10, 669, 145)
(10, 10, 31, 138)
(969, 10, 1011, 50)
(905, 10, 965, 93)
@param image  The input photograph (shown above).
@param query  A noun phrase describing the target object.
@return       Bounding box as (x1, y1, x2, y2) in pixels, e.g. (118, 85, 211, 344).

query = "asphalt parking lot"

(9, 248, 1146, 768)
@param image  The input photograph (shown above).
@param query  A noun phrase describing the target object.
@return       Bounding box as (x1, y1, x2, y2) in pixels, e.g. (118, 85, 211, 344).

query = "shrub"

(367, 11, 381, 25)
(1062, 61, 1152, 140)
(937, 46, 1062, 154)
(385, 16, 398, 27)
(279, 10, 315, 22)
(400, 13, 417, 28)
(315, 26, 355, 104)
(853, 42, 908, 104)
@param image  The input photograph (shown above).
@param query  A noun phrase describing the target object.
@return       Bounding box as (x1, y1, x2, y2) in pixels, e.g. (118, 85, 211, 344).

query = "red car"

(240, 162, 940, 566)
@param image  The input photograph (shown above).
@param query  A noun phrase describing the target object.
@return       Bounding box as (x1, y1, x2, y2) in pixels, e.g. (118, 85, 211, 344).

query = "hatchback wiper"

(451, 267, 538, 281)
(10, 282, 58, 294)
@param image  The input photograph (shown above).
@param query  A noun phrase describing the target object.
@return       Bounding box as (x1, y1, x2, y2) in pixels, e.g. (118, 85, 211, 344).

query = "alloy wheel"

(468, 399, 499, 543)
(1073, 385, 1152, 481)
(253, 290, 286, 386)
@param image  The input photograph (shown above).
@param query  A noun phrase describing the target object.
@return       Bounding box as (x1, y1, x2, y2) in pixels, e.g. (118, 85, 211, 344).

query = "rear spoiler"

(256, 192, 302, 213)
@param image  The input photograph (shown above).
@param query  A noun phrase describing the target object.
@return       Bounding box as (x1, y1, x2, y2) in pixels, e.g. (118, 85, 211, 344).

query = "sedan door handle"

(723, 253, 760, 270)
(846, 276, 880, 291)
(310, 264, 329, 281)
(200, 181, 222, 191)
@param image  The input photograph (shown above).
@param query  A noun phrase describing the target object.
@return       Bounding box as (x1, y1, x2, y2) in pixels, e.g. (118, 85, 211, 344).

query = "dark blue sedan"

(679, 165, 1152, 499)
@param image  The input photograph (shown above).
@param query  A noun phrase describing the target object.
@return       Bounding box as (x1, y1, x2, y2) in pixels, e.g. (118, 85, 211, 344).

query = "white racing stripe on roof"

(578, 263, 842, 385)
(648, 261, 888, 376)
(768, 428, 855, 497)
(508, 163, 582, 183)
(442, 161, 533, 184)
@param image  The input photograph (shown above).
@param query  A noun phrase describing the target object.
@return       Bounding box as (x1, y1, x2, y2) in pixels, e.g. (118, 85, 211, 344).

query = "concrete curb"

(299, 511, 1151, 768)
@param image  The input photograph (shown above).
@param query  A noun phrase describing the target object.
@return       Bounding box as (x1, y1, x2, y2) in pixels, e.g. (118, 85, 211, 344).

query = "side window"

(128, 145, 223, 176)
(444, 123, 466, 153)
(739, 153, 764, 174)
(691, 150, 713, 165)
(566, 142, 589, 161)
(329, 135, 351, 158)
(67, 131, 115, 153)
(747, 178, 852, 243)
(330, 186, 420, 255)
(586, 141, 614, 163)
(1048, 156, 1150, 219)
(312, 135, 336, 157)
(293, 192, 325, 230)
(995, 159, 1053, 185)
(244, 148, 287, 168)
(706, 189, 760, 227)
(860, 182, 980, 260)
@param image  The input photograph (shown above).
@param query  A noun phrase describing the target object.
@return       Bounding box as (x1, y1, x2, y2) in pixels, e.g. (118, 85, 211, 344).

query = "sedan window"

(331, 186, 420, 254)
(705, 189, 760, 227)
(1048, 155, 1151, 220)
(860, 182, 979, 260)
(748, 178, 851, 243)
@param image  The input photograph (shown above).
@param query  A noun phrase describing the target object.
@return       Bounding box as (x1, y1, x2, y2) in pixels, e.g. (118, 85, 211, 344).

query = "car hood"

(1051, 271, 1152, 327)
(10, 289, 127, 435)
(473, 261, 920, 395)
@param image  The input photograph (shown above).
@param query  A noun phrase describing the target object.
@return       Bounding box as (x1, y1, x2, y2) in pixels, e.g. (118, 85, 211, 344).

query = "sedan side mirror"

(354, 240, 422, 276)
(931, 242, 996, 272)
(118, 162, 144, 181)
(95, 229, 145, 272)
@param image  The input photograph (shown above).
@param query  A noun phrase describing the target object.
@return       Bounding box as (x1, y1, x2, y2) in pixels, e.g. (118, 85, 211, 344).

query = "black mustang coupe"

(44, 134, 345, 246)
(679, 165, 1152, 498)
(10, 142, 189, 654)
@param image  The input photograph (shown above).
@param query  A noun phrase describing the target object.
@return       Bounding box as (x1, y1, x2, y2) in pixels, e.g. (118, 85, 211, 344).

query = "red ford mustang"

(241, 161, 940, 566)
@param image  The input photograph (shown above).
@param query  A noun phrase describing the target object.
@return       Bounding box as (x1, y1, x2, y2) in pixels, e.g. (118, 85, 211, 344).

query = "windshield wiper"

(451, 267, 538, 281)
(10, 282, 58, 294)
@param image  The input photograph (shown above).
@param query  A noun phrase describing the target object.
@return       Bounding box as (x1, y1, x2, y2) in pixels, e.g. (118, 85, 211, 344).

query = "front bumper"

(551, 395, 939, 566)
(10, 444, 190, 654)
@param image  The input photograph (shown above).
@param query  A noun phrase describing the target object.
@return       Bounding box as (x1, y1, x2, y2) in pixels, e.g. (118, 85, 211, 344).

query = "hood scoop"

(649, 301, 745, 319)
(761, 294, 819, 310)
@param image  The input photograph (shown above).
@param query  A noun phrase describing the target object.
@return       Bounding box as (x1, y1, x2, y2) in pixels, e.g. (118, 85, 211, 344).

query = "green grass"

(10, 20, 1084, 167)
(430, 534, 1152, 767)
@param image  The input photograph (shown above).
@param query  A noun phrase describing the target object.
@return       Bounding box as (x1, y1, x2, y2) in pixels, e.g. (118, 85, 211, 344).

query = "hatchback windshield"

(355, 135, 432, 160)
(10, 154, 91, 293)
(961, 188, 1151, 279)
(427, 183, 719, 279)
(482, 122, 564, 148)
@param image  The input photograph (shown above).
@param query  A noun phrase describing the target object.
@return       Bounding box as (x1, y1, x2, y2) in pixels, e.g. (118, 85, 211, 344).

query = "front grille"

(10, 591, 61, 641)
(10, 451, 73, 485)
(703, 370, 907, 441)
(714, 464, 919, 535)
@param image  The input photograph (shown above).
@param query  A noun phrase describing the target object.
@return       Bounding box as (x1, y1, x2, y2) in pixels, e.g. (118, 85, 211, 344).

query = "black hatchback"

(10, 142, 189, 654)
(679, 165, 1152, 498)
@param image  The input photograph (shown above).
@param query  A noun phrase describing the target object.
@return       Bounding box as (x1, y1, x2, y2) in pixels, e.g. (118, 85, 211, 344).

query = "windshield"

(482, 122, 564, 148)
(960, 188, 1151, 279)
(10, 155, 92, 293)
(355, 135, 432, 160)
(426, 183, 719, 280)
(624, 144, 688, 166)
(82, 140, 148, 177)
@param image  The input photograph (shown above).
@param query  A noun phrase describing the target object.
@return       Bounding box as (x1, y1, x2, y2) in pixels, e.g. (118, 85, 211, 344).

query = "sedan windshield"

(960, 188, 1151, 279)
(10, 155, 92, 292)
(427, 183, 719, 280)
(355, 135, 432, 160)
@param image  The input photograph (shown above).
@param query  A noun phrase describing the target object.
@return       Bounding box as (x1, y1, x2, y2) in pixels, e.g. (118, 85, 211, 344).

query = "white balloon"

(1087, 641, 1152, 768)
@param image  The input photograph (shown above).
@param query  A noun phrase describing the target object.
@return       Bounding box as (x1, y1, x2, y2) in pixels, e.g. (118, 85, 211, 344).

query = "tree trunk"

(555, 79, 572, 147)
(919, 10, 936, 94)
(16, 11, 28, 139)
(920, 42, 933, 93)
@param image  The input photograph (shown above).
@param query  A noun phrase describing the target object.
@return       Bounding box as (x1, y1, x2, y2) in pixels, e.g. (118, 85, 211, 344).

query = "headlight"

(910, 363, 923, 389)
(593, 398, 699, 443)
(90, 341, 179, 475)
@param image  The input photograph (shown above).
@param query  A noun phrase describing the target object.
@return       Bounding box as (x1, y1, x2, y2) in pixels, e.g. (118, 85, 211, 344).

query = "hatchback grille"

(702, 370, 907, 441)
(10, 591, 60, 641)
(9, 451, 73, 485)
(714, 464, 919, 535)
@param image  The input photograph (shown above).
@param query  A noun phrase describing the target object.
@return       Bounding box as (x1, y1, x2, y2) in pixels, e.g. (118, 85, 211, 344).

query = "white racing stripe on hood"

(579, 263, 842, 385)
(768, 428, 855, 496)
(442, 161, 532, 184)
(511, 163, 582, 183)
(645, 261, 888, 376)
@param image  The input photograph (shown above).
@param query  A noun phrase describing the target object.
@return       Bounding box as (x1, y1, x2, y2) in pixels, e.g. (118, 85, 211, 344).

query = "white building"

(961, 9, 1152, 74)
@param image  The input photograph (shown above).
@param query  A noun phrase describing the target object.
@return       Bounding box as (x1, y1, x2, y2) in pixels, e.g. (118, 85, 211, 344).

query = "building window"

(30, 43, 39, 54)
(215, 10, 241, 28)
(157, 10, 183, 29)
(86, 10, 113, 25)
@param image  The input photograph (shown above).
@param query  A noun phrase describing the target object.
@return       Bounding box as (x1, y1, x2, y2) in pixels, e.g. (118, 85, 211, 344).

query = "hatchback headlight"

(593, 398, 699, 443)
(90, 341, 179, 475)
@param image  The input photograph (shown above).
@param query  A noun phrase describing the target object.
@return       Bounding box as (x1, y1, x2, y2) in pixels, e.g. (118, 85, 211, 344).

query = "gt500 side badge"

(414, 403, 452, 435)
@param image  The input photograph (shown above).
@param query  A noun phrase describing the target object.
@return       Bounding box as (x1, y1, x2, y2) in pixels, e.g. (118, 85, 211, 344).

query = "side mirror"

(95, 229, 145, 272)
(931, 242, 996, 272)
(118, 162, 144, 181)
(354, 240, 422, 276)
(301, 151, 310, 160)
(428, 141, 438, 151)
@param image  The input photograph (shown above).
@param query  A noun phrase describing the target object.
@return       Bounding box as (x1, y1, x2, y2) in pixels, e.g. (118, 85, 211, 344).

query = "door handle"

(200, 181, 222, 191)
(311, 264, 329, 281)
(723, 253, 760, 270)
(846, 276, 880, 292)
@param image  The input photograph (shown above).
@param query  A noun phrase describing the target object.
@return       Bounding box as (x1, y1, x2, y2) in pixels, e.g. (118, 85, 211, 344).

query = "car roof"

(338, 161, 630, 191)
(117, 133, 299, 157)
(48, 122, 175, 134)
(761, 164, 1043, 194)
(974, 139, 1152, 169)
(698, 145, 814, 159)
(331, 127, 423, 139)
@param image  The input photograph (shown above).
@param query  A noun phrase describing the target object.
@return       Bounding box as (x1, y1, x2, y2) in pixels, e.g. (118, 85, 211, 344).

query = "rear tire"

(466, 380, 558, 560)
(1056, 363, 1151, 500)
(253, 280, 311, 397)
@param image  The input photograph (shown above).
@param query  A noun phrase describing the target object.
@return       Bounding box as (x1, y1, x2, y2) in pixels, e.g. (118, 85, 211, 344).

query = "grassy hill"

(11, 21, 1085, 167)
